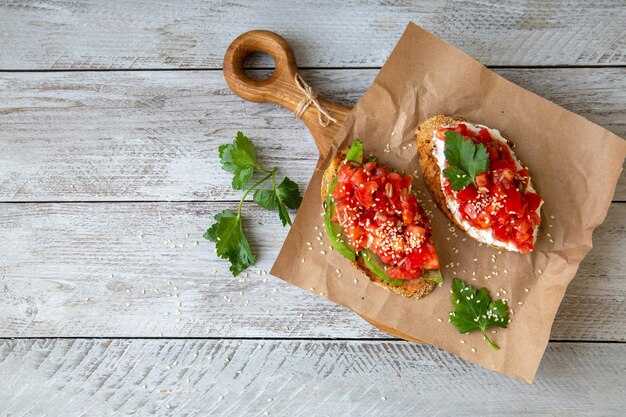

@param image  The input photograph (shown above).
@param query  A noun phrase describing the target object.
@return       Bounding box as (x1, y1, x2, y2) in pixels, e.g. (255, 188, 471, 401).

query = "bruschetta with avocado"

(322, 140, 442, 298)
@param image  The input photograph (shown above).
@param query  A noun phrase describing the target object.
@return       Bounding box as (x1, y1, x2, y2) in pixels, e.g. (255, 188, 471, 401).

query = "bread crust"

(415, 114, 535, 252)
(321, 151, 436, 299)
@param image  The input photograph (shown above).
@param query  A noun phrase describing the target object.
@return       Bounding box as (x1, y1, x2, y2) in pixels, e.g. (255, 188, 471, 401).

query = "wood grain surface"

(1, 1, 625, 413)
(1, 0, 624, 69)
(1, 339, 625, 416)
(1, 69, 624, 202)
(0, 202, 623, 341)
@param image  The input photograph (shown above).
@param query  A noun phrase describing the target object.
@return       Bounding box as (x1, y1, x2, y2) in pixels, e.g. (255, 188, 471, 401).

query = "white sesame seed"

(437, 318, 442, 322)
(460, 340, 466, 344)
(354, 279, 358, 284)
(471, 348, 476, 353)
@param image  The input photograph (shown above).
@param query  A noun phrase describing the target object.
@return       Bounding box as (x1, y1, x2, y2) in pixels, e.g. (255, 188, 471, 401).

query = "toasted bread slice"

(321, 151, 437, 299)
(416, 114, 539, 252)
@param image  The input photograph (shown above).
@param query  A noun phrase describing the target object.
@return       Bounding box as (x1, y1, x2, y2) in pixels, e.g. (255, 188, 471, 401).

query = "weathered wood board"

(1, 0, 624, 69)
(1, 69, 624, 202)
(1, 202, 623, 341)
(1, 339, 624, 416)
(1, 0, 625, 410)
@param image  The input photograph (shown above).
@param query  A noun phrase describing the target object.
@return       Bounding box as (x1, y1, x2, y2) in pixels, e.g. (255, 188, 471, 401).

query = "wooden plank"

(0, 0, 624, 69)
(0, 339, 624, 416)
(1, 69, 624, 202)
(0, 202, 623, 341)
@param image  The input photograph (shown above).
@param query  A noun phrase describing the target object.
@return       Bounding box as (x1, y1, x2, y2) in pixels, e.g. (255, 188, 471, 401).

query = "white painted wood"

(1, 69, 624, 202)
(0, 202, 623, 341)
(0, 0, 624, 69)
(0, 339, 624, 416)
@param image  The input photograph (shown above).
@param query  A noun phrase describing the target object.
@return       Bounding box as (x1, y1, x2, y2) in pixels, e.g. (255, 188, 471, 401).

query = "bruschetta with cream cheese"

(416, 115, 542, 253)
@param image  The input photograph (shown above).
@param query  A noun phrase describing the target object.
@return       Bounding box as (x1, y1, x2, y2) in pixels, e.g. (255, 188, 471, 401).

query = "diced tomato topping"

(525, 192, 542, 212)
(477, 128, 492, 144)
(454, 123, 468, 136)
(337, 162, 356, 183)
(363, 161, 377, 172)
(475, 172, 490, 188)
(457, 184, 478, 202)
(354, 181, 378, 208)
(401, 195, 418, 224)
(332, 181, 353, 200)
(421, 244, 440, 269)
(329, 157, 439, 276)
(472, 211, 492, 229)
(460, 201, 480, 220)
(504, 187, 524, 216)
(439, 123, 543, 251)
(346, 225, 367, 250)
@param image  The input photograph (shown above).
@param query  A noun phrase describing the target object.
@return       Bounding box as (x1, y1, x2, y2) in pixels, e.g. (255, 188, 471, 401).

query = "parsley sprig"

(442, 131, 490, 191)
(449, 278, 509, 350)
(204, 132, 302, 276)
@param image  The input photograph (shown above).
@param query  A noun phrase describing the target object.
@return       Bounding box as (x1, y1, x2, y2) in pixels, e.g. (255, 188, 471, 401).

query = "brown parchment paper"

(271, 23, 626, 383)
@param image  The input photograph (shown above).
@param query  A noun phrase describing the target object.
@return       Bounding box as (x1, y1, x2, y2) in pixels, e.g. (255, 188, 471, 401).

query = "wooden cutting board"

(224, 30, 426, 344)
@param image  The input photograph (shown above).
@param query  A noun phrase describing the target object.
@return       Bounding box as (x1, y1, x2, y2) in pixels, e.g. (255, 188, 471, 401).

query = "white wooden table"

(1, 1, 625, 415)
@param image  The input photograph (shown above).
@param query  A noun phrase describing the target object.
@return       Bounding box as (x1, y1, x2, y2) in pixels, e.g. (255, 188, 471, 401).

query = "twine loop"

(293, 73, 337, 127)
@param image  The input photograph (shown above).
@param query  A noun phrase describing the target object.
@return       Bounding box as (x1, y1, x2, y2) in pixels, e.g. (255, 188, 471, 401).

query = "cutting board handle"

(223, 30, 350, 159)
(224, 30, 425, 345)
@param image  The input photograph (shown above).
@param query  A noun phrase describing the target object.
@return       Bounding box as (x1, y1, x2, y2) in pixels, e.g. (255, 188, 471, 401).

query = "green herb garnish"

(442, 131, 490, 191)
(205, 131, 303, 275)
(449, 278, 509, 350)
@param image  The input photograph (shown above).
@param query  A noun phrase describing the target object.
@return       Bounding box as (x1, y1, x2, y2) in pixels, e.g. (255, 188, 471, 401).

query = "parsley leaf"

(252, 189, 278, 211)
(442, 131, 489, 191)
(207, 132, 303, 276)
(276, 177, 302, 226)
(275, 177, 302, 210)
(253, 177, 303, 226)
(449, 278, 509, 350)
(219, 131, 259, 190)
(206, 210, 255, 276)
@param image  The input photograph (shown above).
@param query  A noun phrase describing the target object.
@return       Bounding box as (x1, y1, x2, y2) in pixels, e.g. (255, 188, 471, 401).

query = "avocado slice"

(361, 249, 405, 287)
(345, 139, 364, 164)
(324, 180, 356, 261)
(422, 269, 444, 284)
